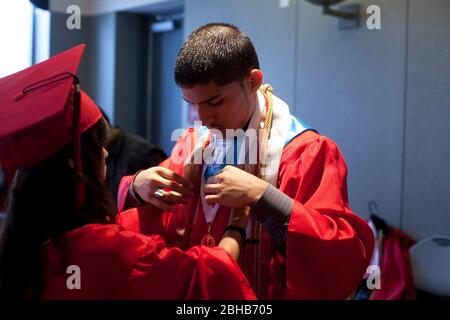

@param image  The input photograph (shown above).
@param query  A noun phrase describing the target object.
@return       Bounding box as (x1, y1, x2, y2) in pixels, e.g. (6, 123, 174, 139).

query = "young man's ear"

(247, 69, 263, 92)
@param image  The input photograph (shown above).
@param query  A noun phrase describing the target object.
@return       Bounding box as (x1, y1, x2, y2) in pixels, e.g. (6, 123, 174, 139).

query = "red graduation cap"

(0, 44, 102, 207)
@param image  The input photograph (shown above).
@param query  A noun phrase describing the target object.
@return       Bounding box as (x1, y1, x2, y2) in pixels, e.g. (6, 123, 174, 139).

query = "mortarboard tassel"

(13, 72, 86, 208)
(71, 76, 85, 208)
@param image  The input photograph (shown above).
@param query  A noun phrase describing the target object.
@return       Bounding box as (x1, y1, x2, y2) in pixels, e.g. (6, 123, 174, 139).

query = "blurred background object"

(410, 236, 450, 299)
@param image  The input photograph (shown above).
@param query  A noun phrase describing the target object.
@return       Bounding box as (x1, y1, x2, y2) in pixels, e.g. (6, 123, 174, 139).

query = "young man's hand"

(204, 165, 269, 208)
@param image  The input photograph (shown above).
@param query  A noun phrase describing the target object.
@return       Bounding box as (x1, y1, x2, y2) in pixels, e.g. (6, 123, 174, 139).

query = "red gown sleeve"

(117, 230, 256, 300)
(278, 131, 374, 299)
(41, 224, 255, 300)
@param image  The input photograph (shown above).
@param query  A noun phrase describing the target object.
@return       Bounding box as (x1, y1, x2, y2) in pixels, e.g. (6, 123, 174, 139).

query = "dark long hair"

(0, 118, 117, 300)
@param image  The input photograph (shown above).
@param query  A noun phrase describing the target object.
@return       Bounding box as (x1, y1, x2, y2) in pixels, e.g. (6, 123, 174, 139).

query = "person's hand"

(133, 166, 194, 211)
(204, 165, 269, 208)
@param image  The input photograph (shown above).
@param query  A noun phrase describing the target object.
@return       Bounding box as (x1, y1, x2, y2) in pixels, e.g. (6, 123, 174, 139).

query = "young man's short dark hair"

(174, 22, 260, 87)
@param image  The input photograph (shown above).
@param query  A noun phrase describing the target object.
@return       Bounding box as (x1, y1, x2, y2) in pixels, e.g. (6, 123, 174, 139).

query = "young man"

(117, 23, 374, 299)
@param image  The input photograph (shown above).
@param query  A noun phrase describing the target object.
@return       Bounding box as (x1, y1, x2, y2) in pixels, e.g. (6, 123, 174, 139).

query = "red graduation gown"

(40, 223, 256, 300)
(117, 130, 374, 299)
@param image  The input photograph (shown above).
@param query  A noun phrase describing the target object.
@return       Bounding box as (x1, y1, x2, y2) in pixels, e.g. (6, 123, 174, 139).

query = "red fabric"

(371, 228, 416, 300)
(40, 224, 256, 300)
(117, 129, 374, 299)
(0, 45, 101, 171)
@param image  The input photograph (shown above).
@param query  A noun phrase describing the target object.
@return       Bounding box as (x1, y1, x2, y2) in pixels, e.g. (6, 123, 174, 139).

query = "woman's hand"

(132, 166, 194, 212)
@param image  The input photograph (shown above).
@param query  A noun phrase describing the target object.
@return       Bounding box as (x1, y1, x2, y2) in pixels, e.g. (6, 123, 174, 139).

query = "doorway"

(148, 14, 184, 155)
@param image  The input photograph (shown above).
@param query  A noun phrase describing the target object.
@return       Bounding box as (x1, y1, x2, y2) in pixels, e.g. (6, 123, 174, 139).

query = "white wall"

(49, 0, 175, 15)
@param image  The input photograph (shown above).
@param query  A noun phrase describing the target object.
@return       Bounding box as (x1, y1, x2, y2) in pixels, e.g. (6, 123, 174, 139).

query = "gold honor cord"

(251, 84, 274, 297)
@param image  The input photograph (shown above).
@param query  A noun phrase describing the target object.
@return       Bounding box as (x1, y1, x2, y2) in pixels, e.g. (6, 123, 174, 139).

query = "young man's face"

(181, 78, 257, 137)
